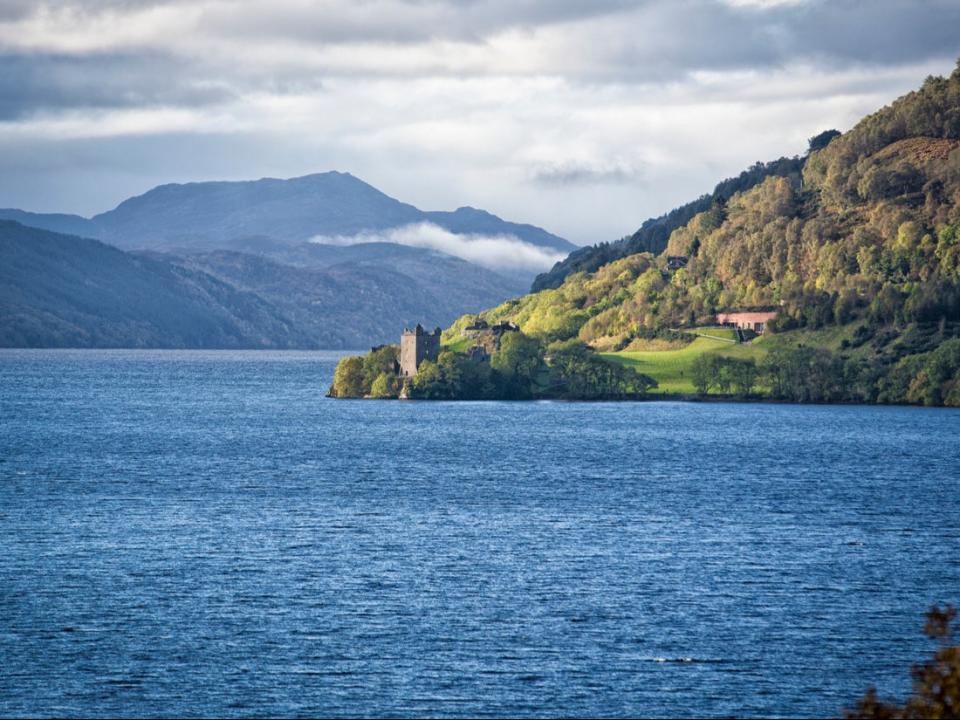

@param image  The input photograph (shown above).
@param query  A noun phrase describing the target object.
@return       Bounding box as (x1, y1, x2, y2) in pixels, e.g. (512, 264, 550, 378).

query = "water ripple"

(0, 349, 958, 718)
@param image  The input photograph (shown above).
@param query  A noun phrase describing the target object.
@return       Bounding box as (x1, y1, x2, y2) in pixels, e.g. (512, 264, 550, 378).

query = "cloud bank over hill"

(311, 222, 566, 272)
(1, 1, 959, 243)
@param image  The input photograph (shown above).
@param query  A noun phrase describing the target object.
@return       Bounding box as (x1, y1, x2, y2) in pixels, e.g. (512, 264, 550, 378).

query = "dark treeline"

(691, 336, 960, 405)
(333, 329, 960, 406)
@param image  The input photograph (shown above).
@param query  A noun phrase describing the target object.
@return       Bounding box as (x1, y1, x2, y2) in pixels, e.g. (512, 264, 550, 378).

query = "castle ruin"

(399, 324, 441, 377)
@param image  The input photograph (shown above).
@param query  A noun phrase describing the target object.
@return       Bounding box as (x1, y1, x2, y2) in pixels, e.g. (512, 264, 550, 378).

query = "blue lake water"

(1, 349, 959, 718)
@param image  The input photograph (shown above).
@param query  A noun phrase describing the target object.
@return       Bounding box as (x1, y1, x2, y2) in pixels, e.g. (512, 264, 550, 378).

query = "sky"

(1, 0, 958, 246)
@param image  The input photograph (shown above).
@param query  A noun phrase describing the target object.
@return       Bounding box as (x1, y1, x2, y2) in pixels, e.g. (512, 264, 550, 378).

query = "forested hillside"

(170, 247, 526, 348)
(0, 221, 306, 348)
(531, 156, 806, 291)
(508, 63, 960, 338)
(336, 61, 960, 405)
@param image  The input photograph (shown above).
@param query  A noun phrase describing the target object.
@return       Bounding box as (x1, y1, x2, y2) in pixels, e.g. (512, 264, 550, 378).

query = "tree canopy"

(847, 605, 959, 719)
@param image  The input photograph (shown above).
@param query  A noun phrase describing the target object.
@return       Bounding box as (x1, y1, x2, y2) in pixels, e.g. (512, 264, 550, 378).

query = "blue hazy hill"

(0, 220, 527, 348)
(1, 171, 574, 253)
(0, 208, 100, 238)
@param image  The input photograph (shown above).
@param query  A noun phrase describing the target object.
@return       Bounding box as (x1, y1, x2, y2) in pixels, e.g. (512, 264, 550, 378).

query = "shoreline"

(327, 391, 956, 409)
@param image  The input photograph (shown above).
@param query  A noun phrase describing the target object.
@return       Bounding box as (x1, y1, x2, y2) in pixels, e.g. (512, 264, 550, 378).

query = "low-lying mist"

(310, 222, 566, 272)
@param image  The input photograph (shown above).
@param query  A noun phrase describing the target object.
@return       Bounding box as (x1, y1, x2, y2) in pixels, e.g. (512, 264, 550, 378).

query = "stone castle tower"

(399, 324, 441, 377)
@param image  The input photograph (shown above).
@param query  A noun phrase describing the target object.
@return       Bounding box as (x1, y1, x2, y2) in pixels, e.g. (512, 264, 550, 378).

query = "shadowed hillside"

(0, 221, 304, 348)
(0, 221, 529, 349)
(168, 247, 527, 349)
(0, 172, 567, 340)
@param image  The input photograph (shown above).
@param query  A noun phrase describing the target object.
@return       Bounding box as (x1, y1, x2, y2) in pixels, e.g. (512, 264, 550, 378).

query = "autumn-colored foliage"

(847, 605, 959, 719)
(449, 62, 960, 405)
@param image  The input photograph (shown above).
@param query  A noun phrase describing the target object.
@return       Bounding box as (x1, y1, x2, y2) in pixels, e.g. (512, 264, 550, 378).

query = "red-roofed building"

(715, 311, 778, 334)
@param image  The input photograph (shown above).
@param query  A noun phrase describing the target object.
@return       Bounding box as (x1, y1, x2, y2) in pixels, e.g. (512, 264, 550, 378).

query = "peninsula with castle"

(330, 61, 960, 407)
(328, 298, 779, 402)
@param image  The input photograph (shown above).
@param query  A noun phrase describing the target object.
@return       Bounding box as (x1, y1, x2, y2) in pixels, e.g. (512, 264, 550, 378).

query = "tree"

(690, 355, 756, 396)
(904, 338, 960, 406)
(762, 346, 847, 403)
(362, 345, 399, 389)
(846, 605, 959, 719)
(406, 352, 496, 400)
(369, 372, 398, 398)
(491, 332, 543, 398)
(730, 358, 758, 396)
(808, 129, 841, 154)
(715, 358, 734, 393)
(691, 354, 714, 394)
(331, 356, 365, 397)
(408, 360, 449, 399)
(435, 352, 464, 397)
(546, 339, 655, 399)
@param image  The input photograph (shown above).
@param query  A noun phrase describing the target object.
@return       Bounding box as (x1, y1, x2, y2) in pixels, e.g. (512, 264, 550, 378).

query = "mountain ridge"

(0, 220, 304, 349)
(0, 171, 574, 255)
(0, 219, 528, 349)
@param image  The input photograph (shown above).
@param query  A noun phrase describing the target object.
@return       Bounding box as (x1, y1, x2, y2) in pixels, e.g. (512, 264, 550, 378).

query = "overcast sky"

(1, 0, 958, 245)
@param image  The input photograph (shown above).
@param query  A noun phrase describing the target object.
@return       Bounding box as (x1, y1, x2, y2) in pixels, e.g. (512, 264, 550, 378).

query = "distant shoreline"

(333, 392, 957, 409)
(3, 348, 954, 409)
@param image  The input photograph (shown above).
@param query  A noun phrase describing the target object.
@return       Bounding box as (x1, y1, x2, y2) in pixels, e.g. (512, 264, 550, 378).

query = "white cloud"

(0, 60, 948, 243)
(310, 222, 566, 272)
(531, 157, 644, 185)
(0, 1, 958, 244)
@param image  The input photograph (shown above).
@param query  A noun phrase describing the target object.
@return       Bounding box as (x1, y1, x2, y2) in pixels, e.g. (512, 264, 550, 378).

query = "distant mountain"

(0, 221, 527, 348)
(2, 171, 574, 254)
(0, 171, 568, 347)
(0, 208, 99, 238)
(92, 172, 421, 250)
(0, 221, 305, 349)
(166, 245, 527, 348)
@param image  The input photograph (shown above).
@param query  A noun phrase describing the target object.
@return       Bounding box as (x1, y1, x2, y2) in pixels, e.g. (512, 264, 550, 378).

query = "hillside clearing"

(600, 336, 767, 394)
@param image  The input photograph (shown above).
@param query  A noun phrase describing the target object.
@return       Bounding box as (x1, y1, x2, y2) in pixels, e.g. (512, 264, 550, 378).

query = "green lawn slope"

(601, 335, 766, 394)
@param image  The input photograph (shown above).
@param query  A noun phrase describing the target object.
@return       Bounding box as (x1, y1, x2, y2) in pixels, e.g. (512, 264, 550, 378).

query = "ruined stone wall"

(420, 332, 440, 367)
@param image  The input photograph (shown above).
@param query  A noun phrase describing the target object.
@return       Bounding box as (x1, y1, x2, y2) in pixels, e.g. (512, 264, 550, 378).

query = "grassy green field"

(445, 323, 869, 396)
(600, 323, 872, 394)
(688, 326, 738, 342)
(600, 335, 767, 394)
(441, 335, 473, 353)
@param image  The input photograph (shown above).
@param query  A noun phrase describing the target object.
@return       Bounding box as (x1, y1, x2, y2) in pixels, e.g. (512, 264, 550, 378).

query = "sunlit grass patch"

(601, 336, 766, 394)
(441, 335, 473, 353)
